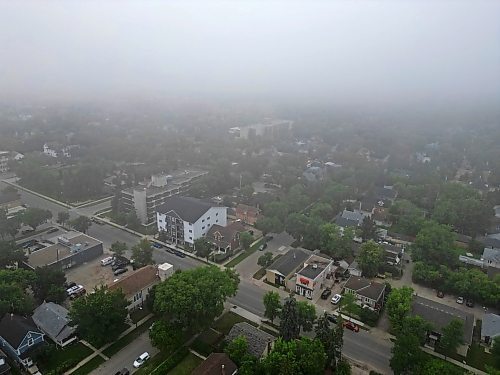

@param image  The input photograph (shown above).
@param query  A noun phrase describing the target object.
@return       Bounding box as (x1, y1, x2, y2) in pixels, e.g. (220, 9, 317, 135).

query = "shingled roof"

(192, 353, 237, 375)
(108, 265, 159, 298)
(226, 322, 275, 358)
(156, 196, 216, 223)
(32, 302, 75, 344)
(0, 314, 41, 348)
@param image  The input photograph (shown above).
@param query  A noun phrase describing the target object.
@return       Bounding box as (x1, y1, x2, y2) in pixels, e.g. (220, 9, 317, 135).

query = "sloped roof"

(482, 248, 500, 263)
(156, 196, 216, 223)
(192, 353, 237, 375)
(344, 276, 386, 301)
(32, 302, 74, 343)
(0, 314, 40, 348)
(481, 314, 500, 339)
(207, 222, 246, 248)
(226, 322, 275, 358)
(267, 248, 309, 277)
(236, 204, 260, 215)
(411, 295, 474, 344)
(108, 265, 159, 298)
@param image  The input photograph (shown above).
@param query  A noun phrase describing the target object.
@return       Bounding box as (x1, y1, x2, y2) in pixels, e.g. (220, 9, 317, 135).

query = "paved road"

(9, 182, 393, 372)
(91, 330, 158, 375)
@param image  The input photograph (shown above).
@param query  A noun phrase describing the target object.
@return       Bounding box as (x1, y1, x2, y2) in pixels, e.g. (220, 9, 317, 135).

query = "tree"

(110, 241, 127, 257)
(258, 252, 273, 268)
(360, 216, 378, 242)
(126, 211, 141, 231)
(69, 286, 128, 346)
(149, 320, 183, 352)
(239, 232, 253, 250)
(339, 293, 357, 319)
(411, 222, 456, 267)
(131, 239, 154, 267)
(57, 211, 70, 226)
(154, 267, 239, 331)
(400, 316, 432, 346)
(21, 208, 52, 230)
(225, 335, 249, 366)
(0, 240, 26, 268)
(285, 213, 308, 241)
(32, 266, 66, 303)
(256, 216, 283, 235)
(358, 241, 384, 277)
(70, 216, 92, 234)
(314, 313, 344, 369)
(240, 185, 254, 200)
(297, 300, 316, 332)
(492, 336, 500, 369)
(386, 286, 414, 333)
(262, 337, 326, 375)
(279, 295, 300, 341)
(319, 223, 354, 259)
(390, 333, 426, 375)
(0, 282, 35, 316)
(0, 210, 20, 239)
(263, 291, 281, 323)
(194, 237, 212, 261)
(439, 319, 464, 357)
(416, 358, 464, 375)
(310, 203, 333, 221)
(389, 199, 425, 236)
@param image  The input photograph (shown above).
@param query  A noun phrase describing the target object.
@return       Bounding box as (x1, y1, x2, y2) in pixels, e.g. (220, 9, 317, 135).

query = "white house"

(156, 196, 227, 246)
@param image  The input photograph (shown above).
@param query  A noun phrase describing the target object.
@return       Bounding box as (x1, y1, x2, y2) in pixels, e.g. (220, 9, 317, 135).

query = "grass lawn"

(466, 343, 495, 371)
(102, 316, 156, 358)
(169, 352, 203, 375)
(71, 355, 105, 375)
(212, 311, 258, 335)
(37, 342, 93, 374)
(130, 306, 151, 323)
(225, 239, 264, 268)
(190, 328, 224, 356)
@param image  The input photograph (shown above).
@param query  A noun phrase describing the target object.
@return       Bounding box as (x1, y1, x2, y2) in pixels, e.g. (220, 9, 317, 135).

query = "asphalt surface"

(7, 180, 393, 373)
(91, 330, 158, 375)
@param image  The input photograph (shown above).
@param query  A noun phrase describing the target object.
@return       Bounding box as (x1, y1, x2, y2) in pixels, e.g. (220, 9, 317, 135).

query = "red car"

(343, 321, 360, 332)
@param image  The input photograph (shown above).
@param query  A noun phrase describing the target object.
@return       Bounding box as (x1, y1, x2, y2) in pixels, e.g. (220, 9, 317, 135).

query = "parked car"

(114, 268, 128, 276)
(152, 242, 163, 249)
(466, 299, 474, 307)
(259, 243, 268, 251)
(21, 229, 34, 235)
(265, 235, 274, 241)
(66, 285, 84, 296)
(331, 294, 342, 305)
(456, 296, 464, 304)
(133, 352, 150, 368)
(101, 257, 114, 266)
(165, 247, 175, 254)
(437, 291, 445, 298)
(114, 369, 129, 375)
(321, 289, 332, 300)
(70, 288, 86, 300)
(343, 321, 360, 332)
(64, 281, 77, 290)
(47, 227, 58, 234)
(112, 262, 128, 271)
(326, 314, 338, 324)
(174, 250, 186, 258)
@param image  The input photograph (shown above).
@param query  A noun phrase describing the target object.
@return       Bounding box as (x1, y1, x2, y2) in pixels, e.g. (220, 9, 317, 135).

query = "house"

(226, 322, 275, 358)
(0, 314, 45, 369)
(381, 243, 404, 266)
(156, 196, 227, 246)
(347, 260, 362, 277)
(335, 209, 365, 228)
(266, 247, 310, 286)
(108, 265, 160, 310)
(192, 353, 237, 375)
(0, 350, 11, 375)
(25, 232, 103, 270)
(482, 247, 500, 269)
(411, 295, 474, 356)
(374, 185, 397, 202)
(343, 276, 386, 310)
(295, 254, 334, 300)
(235, 204, 261, 225)
(121, 169, 208, 225)
(32, 302, 76, 348)
(481, 313, 500, 348)
(207, 221, 246, 259)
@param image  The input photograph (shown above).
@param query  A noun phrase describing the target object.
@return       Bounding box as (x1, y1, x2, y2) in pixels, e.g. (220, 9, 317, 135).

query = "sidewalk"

(65, 313, 154, 375)
(422, 347, 488, 375)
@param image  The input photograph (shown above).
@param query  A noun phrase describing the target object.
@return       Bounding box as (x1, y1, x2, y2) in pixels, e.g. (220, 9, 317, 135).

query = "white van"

(101, 256, 114, 266)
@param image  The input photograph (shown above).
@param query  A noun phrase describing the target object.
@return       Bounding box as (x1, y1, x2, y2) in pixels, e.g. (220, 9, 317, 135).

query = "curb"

(3, 179, 73, 209)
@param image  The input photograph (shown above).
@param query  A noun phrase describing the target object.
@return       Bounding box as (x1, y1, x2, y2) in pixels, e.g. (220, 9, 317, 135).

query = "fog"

(1, 0, 499, 107)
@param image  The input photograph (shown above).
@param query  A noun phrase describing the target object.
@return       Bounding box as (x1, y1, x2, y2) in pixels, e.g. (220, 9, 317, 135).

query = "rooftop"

(482, 247, 500, 263)
(191, 353, 237, 375)
(267, 247, 310, 277)
(207, 222, 246, 248)
(27, 232, 101, 268)
(297, 254, 333, 280)
(411, 295, 474, 344)
(226, 322, 275, 358)
(32, 302, 74, 343)
(344, 276, 386, 301)
(0, 314, 41, 348)
(481, 313, 500, 339)
(108, 265, 159, 298)
(156, 196, 221, 223)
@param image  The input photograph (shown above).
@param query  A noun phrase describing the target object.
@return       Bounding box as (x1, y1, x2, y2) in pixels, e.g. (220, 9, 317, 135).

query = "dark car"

(343, 321, 360, 332)
(152, 242, 163, 249)
(466, 299, 474, 307)
(114, 268, 128, 276)
(174, 251, 186, 258)
(258, 243, 268, 251)
(47, 227, 59, 234)
(437, 291, 445, 298)
(64, 281, 77, 289)
(321, 289, 332, 300)
(165, 247, 175, 254)
(326, 314, 337, 324)
(112, 262, 128, 271)
(114, 369, 130, 375)
(265, 235, 274, 241)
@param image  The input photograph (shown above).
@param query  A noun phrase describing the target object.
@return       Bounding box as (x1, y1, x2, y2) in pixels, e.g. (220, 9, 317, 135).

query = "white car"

(66, 285, 84, 296)
(133, 352, 150, 368)
(331, 294, 342, 305)
(456, 296, 464, 304)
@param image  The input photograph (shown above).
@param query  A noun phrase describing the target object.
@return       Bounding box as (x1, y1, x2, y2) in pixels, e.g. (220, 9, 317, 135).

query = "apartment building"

(156, 196, 227, 246)
(43, 143, 78, 158)
(0, 151, 23, 172)
(121, 169, 208, 225)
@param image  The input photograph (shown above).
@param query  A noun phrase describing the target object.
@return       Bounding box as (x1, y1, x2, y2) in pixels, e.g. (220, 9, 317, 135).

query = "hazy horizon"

(1, 0, 499, 108)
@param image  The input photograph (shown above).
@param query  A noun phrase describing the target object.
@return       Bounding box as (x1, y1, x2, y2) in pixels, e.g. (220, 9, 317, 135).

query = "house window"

(207, 216, 210, 220)
(216, 220, 218, 223)
(28, 338, 34, 346)
(202, 226, 205, 230)
(202, 219, 205, 222)
(189, 236, 192, 240)
(216, 212, 218, 216)
(189, 229, 192, 233)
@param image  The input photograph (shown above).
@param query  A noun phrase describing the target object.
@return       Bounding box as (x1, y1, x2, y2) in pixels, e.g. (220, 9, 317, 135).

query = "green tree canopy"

(154, 266, 239, 331)
(390, 333, 426, 375)
(439, 319, 464, 357)
(263, 291, 281, 323)
(57, 211, 70, 226)
(225, 335, 250, 366)
(70, 216, 92, 234)
(279, 295, 301, 341)
(149, 320, 183, 353)
(32, 266, 66, 303)
(0, 240, 27, 268)
(257, 252, 273, 268)
(358, 240, 384, 277)
(297, 300, 316, 332)
(319, 223, 354, 259)
(131, 239, 154, 267)
(411, 222, 456, 267)
(386, 286, 414, 333)
(194, 237, 212, 260)
(21, 208, 52, 230)
(110, 241, 128, 257)
(239, 232, 254, 250)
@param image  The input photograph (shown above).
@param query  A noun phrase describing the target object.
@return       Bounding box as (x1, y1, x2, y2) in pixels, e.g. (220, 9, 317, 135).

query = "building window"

(189, 229, 192, 233)
(202, 226, 205, 230)
(28, 338, 34, 346)
(216, 220, 218, 223)
(202, 219, 205, 222)
(207, 216, 210, 220)
(216, 212, 218, 216)
(189, 236, 192, 240)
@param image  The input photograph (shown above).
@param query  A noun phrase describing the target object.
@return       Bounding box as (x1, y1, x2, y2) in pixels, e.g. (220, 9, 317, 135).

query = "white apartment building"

(43, 143, 77, 158)
(156, 196, 227, 246)
(0, 151, 23, 172)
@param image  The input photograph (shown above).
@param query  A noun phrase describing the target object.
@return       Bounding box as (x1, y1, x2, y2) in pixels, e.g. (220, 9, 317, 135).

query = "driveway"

(91, 330, 158, 374)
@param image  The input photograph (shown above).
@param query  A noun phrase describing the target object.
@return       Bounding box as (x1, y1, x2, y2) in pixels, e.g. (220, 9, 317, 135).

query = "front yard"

(37, 342, 93, 374)
(169, 352, 203, 374)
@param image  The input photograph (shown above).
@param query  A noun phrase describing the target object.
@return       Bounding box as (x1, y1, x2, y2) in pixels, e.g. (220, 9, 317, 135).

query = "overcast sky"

(1, 0, 499, 106)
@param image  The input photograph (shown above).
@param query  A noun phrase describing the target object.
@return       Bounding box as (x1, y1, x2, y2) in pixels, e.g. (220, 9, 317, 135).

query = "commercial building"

(157, 196, 227, 246)
(265, 247, 310, 287)
(108, 265, 160, 311)
(25, 232, 103, 270)
(294, 254, 334, 300)
(121, 169, 208, 225)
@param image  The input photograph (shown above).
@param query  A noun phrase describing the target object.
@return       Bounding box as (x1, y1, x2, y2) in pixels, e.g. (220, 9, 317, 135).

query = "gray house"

(32, 302, 76, 347)
(226, 322, 275, 358)
(481, 313, 500, 348)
